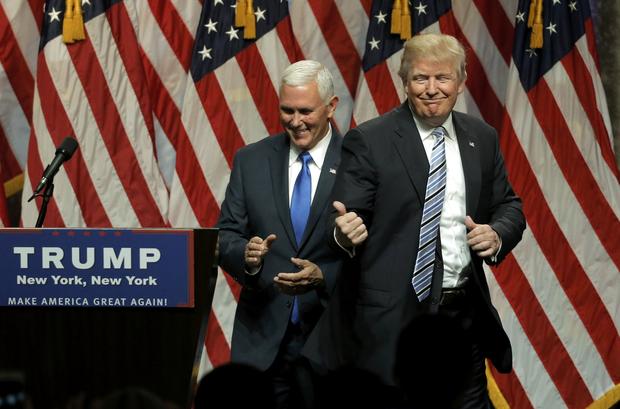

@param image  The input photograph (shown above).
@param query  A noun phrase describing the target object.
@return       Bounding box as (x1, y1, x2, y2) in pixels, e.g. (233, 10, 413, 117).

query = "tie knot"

(298, 151, 312, 166)
(431, 126, 446, 141)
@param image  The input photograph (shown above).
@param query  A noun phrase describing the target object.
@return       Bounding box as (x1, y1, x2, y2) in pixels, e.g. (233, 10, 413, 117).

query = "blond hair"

(398, 33, 467, 82)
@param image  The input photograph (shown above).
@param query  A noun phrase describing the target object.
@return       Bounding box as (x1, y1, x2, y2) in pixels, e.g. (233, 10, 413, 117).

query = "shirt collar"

(288, 123, 332, 169)
(407, 104, 456, 142)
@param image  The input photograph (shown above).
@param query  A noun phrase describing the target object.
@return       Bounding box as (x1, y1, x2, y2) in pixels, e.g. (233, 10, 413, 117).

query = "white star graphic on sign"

(198, 45, 212, 60)
(546, 22, 557, 35)
(226, 26, 240, 40)
(552, 0, 561, 5)
(82, 0, 91, 6)
(369, 37, 380, 50)
(255, 7, 267, 22)
(214, 0, 224, 6)
(205, 18, 218, 33)
(415, 2, 427, 15)
(526, 48, 537, 58)
(569, 1, 577, 11)
(515, 11, 525, 23)
(48, 7, 61, 22)
(375, 10, 387, 24)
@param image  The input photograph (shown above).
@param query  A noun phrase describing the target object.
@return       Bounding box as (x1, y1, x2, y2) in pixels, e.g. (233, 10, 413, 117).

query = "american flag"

(0, 0, 42, 227)
(0, 0, 618, 407)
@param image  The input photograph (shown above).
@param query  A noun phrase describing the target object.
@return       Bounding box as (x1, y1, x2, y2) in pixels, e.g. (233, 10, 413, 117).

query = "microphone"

(29, 137, 79, 200)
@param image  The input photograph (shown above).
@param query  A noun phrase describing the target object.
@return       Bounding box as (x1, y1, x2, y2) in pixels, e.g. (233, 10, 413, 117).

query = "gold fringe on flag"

(585, 383, 620, 409)
(235, 0, 246, 27)
(243, 0, 256, 39)
(4, 174, 24, 198)
(391, 0, 402, 35)
(62, 0, 85, 44)
(400, 0, 411, 40)
(530, 0, 543, 49)
(486, 362, 510, 409)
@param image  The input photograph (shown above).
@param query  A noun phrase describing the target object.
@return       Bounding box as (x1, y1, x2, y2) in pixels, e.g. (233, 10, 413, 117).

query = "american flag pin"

(469, 141, 475, 147)
(329, 168, 337, 174)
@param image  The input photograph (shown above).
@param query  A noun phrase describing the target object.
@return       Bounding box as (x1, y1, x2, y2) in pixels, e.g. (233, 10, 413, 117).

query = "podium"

(0, 228, 218, 408)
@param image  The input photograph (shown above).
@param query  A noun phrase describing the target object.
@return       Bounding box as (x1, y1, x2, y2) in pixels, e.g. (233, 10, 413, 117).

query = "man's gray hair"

(398, 33, 467, 82)
(280, 60, 335, 104)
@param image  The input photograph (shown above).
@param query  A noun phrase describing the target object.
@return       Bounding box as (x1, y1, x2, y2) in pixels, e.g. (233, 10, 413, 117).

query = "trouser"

(437, 287, 491, 409)
(266, 323, 317, 409)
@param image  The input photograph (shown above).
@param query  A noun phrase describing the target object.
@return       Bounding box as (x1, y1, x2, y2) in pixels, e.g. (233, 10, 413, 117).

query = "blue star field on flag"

(191, 0, 289, 81)
(362, 0, 451, 72)
(513, 0, 589, 90)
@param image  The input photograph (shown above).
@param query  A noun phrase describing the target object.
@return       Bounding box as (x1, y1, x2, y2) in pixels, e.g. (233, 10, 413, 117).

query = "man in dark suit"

(217, 60, 342, 409)
(309, 34, 526, 408)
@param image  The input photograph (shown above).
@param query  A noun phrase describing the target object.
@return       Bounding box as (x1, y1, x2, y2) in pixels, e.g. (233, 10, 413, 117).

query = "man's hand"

(273, 258, 324, 295)
(244, 234, 277, 268)
(465, 216, 500, 258)
(333, 201, 368, 248)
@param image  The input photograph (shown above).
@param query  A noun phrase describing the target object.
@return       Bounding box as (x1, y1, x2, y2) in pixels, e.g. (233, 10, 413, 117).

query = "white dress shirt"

(412, 113, 472, 288)
(288, 125, 332, 205)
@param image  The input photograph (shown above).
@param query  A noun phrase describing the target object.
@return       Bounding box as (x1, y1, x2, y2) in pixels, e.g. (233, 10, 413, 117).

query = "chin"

(292, 140, 310, 150)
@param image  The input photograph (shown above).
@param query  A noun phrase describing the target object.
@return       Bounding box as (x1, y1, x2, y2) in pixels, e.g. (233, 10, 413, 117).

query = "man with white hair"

(217, 60, 342, 408)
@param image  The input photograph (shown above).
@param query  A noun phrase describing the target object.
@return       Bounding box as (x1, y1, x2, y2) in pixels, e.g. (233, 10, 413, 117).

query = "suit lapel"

(392, 103, 428, 206)
(298, 133, 342, 250)
(269, 134, 297, 248)
(453, 113, 481, 214)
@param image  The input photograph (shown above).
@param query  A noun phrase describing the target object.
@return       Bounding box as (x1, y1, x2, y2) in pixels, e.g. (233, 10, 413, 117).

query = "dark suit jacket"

(217, 131, 343, 371)
(304, 103, 525, 385)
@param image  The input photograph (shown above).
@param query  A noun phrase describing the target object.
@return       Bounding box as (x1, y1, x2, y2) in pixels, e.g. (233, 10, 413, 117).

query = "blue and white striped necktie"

(412, 127, 447, 301)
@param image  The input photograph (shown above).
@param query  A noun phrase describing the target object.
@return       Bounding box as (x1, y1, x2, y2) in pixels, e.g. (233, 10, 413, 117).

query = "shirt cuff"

(244, 264, 262, 276)
(334, 228, 355, 258)
(490, 237, 503, 264)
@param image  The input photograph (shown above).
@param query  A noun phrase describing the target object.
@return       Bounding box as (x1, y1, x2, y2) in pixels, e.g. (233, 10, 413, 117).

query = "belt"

(439, 287, 468, 307)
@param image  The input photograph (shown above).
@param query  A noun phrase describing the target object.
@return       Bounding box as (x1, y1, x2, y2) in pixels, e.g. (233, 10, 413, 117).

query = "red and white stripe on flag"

(19, 0, 204, 227)
(0, 171, 8, 226)
(0, 0, 44, 226)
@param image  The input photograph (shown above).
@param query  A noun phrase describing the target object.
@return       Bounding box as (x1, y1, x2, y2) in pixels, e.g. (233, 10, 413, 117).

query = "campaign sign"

(0, 229, 195, 308)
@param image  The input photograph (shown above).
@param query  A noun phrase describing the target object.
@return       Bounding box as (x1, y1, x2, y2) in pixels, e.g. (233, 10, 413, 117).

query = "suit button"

(430, 296, 440, 305)
(286, 301, 291, 308)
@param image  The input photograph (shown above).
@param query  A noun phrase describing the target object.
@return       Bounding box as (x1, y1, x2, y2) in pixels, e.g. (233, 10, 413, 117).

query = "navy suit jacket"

(217, 131, 343, 371)
(304, 104, 525, 385)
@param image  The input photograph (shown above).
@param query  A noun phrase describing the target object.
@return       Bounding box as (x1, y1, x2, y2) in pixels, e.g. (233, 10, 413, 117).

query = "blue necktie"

(289, 151, 312, 324)
(412, 127, 447, 301)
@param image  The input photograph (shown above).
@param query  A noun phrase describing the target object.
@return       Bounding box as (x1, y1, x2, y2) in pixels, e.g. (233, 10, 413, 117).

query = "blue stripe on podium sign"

(0, 229, 194, 308)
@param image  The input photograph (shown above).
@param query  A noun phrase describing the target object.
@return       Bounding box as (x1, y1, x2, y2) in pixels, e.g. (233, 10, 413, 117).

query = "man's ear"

(457, 72, 467, 94)
(327, 96, 339, 118)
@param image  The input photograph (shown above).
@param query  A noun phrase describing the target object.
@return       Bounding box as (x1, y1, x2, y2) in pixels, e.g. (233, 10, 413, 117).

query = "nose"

(426, 77, 438, 95)
(290, 112, 303, 128)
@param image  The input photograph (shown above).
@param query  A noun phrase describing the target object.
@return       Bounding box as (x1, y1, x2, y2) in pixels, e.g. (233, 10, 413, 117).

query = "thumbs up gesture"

(465, 216, 501, 258)
(244, 234, 277, 268)
(333, 201, 368, 248)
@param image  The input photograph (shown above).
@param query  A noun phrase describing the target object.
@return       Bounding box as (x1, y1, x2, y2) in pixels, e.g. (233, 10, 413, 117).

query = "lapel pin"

(329, 168, 337, 174)
(468, 141, 475, 147)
